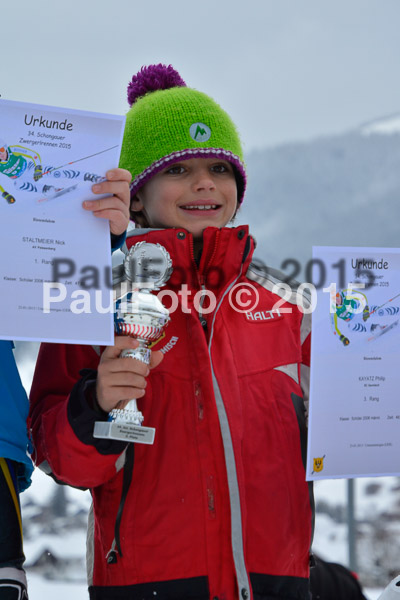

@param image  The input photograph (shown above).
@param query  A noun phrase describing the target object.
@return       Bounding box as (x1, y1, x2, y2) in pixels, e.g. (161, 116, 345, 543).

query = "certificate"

(306, 246, 400, 479)
(0, 98, 125, 345)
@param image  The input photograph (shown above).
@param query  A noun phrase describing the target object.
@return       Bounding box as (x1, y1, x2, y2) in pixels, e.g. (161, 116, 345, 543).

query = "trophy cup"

(93, 242, 172, 445)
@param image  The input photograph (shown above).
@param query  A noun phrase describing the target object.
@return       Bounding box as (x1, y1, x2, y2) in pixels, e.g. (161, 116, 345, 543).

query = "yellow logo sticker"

(313, 457, 324, 472)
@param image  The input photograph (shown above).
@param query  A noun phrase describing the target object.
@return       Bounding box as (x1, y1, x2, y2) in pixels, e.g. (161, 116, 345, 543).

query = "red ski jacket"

(29, 226, 313, 600)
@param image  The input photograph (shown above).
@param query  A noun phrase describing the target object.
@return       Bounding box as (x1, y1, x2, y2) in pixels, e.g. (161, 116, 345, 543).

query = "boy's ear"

(130, 193, 144, 213)
(130, 193, 149, 228)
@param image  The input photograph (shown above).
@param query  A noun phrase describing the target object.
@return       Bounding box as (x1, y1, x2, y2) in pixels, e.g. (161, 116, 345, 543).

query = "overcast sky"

(1, 0, 400, 152)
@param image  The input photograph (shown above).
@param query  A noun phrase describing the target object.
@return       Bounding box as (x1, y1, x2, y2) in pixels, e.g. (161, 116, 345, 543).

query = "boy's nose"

(192, 170, 216, 191)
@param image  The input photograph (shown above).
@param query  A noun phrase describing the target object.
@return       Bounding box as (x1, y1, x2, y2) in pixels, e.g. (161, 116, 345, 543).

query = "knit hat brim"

(129, 147, 246, 203)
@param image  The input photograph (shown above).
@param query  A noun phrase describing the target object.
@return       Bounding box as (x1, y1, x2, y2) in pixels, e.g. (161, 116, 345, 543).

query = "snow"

(313, 478, 347, 504)
(25, 529, 87, 562)
(313, 513, 348, 564)
(22, 469, 90, 589)
(361, 115, 400, 136)
(22, 467, 91, 510)
(366, 590, 384, 600)
(312, 477, 398, 598)
(27, 573, 88, 599)
(356, 477, 400, 518)
(314, 477, 400, 520)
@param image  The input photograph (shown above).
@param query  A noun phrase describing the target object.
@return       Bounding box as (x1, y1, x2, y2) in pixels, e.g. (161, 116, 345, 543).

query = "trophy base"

(93, 420, 156, 445)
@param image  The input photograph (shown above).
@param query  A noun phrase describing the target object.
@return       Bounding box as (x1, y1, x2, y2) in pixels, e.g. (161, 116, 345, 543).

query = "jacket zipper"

(188, 230, 251, 596)
(208, 262, 251, 600)
(188, 231, 220, 329)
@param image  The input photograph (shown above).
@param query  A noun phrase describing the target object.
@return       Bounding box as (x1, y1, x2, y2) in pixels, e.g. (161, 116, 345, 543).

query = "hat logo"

(190, 122, 211, 143)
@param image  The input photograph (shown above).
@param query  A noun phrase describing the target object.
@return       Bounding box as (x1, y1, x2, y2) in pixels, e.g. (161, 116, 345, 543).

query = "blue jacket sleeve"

(0, 341, 33, 491)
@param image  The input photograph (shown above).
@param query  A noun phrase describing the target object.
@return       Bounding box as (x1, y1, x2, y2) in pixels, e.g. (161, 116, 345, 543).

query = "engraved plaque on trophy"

(93, 242, 172, 444)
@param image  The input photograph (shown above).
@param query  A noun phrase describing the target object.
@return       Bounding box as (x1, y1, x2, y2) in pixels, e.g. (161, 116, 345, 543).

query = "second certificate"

(307, 246, 400, 480)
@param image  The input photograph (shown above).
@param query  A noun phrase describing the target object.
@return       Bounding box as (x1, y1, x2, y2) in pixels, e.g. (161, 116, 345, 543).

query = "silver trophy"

(93, 242, 172, 445)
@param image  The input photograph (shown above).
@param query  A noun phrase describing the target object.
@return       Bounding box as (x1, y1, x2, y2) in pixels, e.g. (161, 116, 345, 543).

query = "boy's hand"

(82, 168, 132, 235)
(96, 336, 164, 413)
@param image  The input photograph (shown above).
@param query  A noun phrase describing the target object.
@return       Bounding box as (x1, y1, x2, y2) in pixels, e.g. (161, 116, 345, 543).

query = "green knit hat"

(119, 64, 246, 203)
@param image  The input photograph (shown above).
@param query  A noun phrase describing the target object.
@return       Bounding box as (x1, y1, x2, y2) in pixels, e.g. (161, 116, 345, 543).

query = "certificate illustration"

(306, 246, 400, 480)
(0, 98, 125, 345)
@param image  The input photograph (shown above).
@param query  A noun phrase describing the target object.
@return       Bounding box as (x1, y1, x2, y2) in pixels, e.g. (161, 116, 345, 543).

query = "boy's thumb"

(150, 350, 164, 370)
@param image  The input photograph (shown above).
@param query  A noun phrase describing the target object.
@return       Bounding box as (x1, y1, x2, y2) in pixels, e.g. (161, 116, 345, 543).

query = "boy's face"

(132, 158, 238, 240)
(0, 147, 8, 162)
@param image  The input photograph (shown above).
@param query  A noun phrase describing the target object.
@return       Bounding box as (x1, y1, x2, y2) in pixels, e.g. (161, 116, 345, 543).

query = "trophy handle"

(107, 342, 150, 423)
(121, 341, 151, 364)
(93, 327, 162, 445)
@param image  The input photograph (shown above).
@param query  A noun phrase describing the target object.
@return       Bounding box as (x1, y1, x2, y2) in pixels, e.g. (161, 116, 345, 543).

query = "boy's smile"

(132, 158, 238, 243)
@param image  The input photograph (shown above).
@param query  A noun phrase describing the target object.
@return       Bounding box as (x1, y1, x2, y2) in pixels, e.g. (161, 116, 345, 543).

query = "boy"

(29, 65, 313, 600)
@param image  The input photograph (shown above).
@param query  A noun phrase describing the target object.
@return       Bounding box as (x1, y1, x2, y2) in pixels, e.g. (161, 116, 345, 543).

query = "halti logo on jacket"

(245, 308, 281, 322)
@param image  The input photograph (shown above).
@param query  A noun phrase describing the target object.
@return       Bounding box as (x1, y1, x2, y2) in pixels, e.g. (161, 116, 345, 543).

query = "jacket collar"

(123, 226, 255, 294)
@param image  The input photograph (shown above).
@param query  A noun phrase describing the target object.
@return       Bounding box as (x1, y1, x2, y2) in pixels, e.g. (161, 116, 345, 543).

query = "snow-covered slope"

(237, 125, 400, 273)
(361, 114, 400, 136)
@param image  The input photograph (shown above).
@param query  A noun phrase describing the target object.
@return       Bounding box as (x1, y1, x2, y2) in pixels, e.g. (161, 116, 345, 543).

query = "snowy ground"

(366, 590, 384, 600)
(28, 574, 89, 599)
(22, 470, 390, 599)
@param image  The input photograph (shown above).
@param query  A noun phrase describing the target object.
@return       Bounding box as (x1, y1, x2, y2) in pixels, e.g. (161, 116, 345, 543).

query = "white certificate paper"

(307, 246, 400, 480)
(0, 99, 125, 345)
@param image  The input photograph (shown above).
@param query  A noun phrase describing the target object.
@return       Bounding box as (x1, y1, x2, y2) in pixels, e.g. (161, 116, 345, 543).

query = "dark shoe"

(0, 579, 28, 599)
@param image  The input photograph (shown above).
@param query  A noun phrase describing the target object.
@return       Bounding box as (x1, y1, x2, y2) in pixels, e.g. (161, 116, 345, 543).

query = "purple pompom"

(127, 64, 186, 106)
